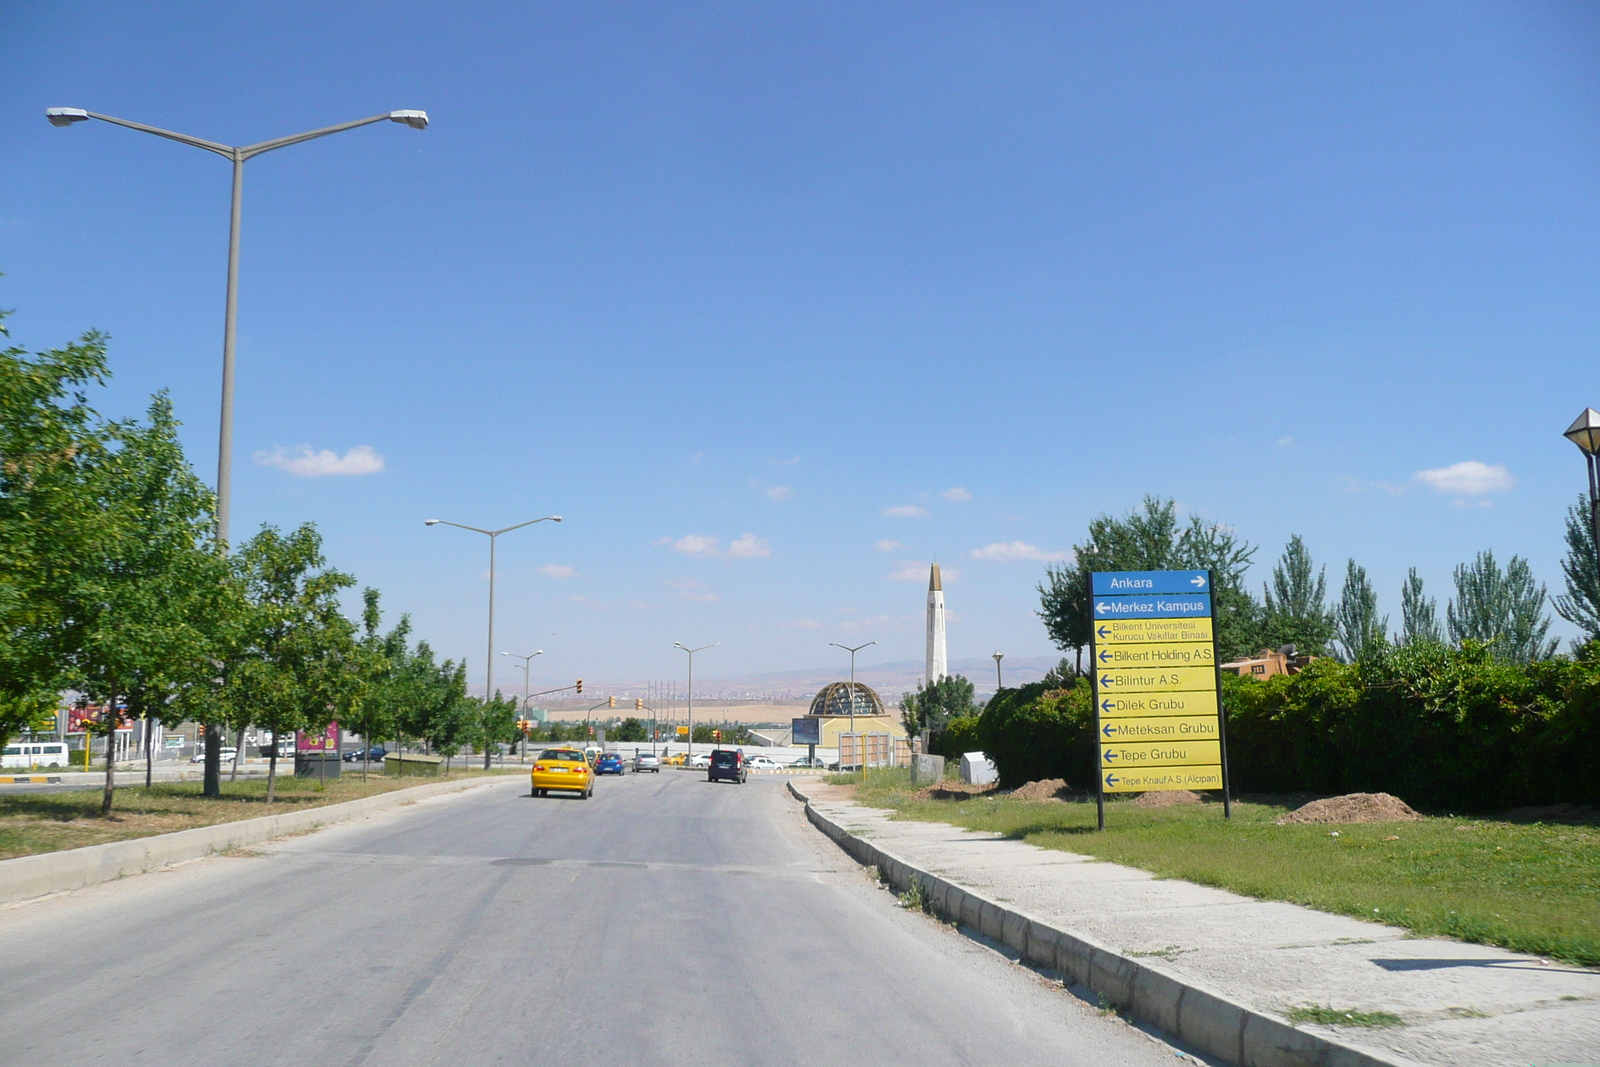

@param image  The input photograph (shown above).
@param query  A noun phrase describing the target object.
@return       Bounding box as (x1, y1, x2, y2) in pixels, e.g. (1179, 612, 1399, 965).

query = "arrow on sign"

(1100, 675, 1114, 688)
(1101, 699, 1115, 714)
(1102, 749, 1119, 763)
(1105, 773, 1120, 788)
(1190, 574, 1208, 589)
(1102, 723, 1115, 738)
(1095, 601, 1113, 614)
(1098, 648, 1113, 664)
(1097, 625, 1111, 640)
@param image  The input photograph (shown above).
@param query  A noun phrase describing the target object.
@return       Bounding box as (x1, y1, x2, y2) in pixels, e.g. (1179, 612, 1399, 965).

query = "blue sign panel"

(1091, 570, 1211, 596)
(1092, 594, 1211, 619)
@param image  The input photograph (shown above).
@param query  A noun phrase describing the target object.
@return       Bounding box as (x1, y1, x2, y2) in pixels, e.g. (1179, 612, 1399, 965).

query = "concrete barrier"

(787, 780, 1416, 1067)
(1, 776, 522, 907)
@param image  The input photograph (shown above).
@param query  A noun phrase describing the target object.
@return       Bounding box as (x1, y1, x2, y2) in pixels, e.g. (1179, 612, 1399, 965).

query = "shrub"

(932, 714, 982, 761)
(976, 680, 1096, 788)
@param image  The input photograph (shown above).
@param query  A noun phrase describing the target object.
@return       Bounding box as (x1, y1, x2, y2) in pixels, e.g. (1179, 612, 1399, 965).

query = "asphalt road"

(0, 771, 1190, 1066)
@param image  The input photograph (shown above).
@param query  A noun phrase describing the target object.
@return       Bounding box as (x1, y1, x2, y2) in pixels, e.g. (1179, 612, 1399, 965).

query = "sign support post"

(1088, 569, 1105, 831)
(1211, 568, 1233, 820)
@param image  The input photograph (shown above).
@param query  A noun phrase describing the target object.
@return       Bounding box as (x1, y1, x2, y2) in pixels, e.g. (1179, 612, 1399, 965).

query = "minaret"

(926, 562, 947, 686)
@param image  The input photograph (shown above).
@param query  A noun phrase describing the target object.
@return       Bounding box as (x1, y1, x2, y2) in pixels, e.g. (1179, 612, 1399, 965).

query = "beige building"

(798, 681, 907, 749)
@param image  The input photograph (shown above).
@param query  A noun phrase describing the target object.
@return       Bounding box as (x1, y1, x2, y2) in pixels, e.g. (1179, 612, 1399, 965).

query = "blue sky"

(3, 1, 1598, 690)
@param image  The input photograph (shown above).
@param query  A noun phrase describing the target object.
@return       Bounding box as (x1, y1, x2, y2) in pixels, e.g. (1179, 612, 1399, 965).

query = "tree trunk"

(144, 709, 154, 790)
(266, 747, 277, 804)
(100, 692, 117, 816)
(203, 723, 221, 797)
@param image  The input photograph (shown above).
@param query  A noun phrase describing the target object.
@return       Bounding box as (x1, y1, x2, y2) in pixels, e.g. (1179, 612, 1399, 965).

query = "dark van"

(708, 749, 747, 785)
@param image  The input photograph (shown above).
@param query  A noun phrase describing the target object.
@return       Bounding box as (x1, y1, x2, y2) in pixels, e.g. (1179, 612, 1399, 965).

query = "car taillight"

(534, 765, 546, 772)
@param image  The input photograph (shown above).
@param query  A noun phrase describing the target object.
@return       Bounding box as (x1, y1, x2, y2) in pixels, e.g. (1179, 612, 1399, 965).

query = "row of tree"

(0, 313, 518, 811)
(1036, 496, 1599, 667)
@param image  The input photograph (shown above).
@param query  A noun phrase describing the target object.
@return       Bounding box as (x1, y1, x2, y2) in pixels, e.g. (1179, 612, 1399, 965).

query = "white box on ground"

(910, 754, 944, 785)
(959, 752, 996, 786)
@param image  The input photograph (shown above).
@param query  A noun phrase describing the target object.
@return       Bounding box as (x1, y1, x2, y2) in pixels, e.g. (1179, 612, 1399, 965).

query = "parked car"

(688, 753, 711, 769)
(634, 752, 661, 772)
(343, 746, 387, 763)
(190, 747, 238, 765)
(745, 755, 779, 771)
(707, 748, 747, 784)
(595, 752, 626, 776)
(662, 753, 687, 766)
(530, 747, 594, 798)
(788, 756, 828, 769)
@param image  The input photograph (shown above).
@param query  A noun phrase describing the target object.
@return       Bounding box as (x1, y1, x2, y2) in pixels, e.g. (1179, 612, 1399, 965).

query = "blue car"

(595, 753, 626, 776)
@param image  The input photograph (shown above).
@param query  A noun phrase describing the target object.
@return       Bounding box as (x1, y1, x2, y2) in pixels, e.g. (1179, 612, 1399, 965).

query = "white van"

(2, 742, 70, 769)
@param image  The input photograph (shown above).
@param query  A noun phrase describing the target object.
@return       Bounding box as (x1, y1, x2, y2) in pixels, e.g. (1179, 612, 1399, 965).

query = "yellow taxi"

(531, 747, 595, 799)
(662, 752, 687, 766)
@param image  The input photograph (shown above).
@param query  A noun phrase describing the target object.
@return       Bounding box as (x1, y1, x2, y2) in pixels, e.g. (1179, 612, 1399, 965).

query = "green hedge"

(957, 643, 1600, 809)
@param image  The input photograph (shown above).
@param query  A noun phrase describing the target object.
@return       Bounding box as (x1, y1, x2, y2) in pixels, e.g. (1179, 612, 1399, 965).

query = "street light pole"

(993, 651, 1005, 691)
(1565, 408, 1600, 565)
(47, 107, 428, 547)
(674, 643, 717, 761)
(502, 650, 543, 760)
(830, 641, 876, 770)
(427, 517, 561, 767)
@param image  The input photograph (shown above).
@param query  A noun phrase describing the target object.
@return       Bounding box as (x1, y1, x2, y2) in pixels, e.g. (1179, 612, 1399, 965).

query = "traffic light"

(713, 729, 721, 742)
(635, 698, 643, 711)
(575, 679, 583, 694)
(609, 696, 616, 709)
(588, 725, 595, 738)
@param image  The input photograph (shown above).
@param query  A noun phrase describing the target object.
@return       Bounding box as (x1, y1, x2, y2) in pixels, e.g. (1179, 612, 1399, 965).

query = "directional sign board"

(1089, 570, 1229, 808)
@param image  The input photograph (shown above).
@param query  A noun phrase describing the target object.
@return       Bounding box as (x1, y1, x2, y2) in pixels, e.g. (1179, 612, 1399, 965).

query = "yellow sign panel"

(676, 726, 689, 737)
(1103, 766, 1224, 793)
(1101, 739, 1221, 769)
(1096, 665, 1215, 694)
(1094, 617, 1214, 645)
(1098, 690, 1219, 719)
(1100, 717, 1218, 742)
(1096, 643, 1213, 667)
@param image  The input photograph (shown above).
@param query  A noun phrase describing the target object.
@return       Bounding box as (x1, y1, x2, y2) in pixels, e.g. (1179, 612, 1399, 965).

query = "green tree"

(614, 716, 647, 742)
(1399, 567, 1442, 645)
(1446, 550, 1557, 664)
(1554, 495, 1600, 645)
(1259, 535, 1335, 656)
(899, 674, 976, 740)
(467, 690, 519, 768)
(1038, 497, 1260, 665)
(1333, 559, 1386, 662)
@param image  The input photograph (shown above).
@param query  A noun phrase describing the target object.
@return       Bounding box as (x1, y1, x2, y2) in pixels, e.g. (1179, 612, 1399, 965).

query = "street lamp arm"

(425, 519, 493, 535)
(75, 111, 233, 157)
(490, 515, 562, 536)
(239, 113, 401, 160)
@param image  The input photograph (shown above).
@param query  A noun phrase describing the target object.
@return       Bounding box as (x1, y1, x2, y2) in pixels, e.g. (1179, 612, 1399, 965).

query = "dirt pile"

(1275, 792, 1421, 825)
(1133, 789, 1202, 808)
(1010, 779, 1071, 801)
(911, 781, 997, 801)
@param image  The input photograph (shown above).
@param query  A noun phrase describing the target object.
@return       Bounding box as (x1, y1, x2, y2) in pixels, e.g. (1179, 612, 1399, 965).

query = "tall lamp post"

(502, 650, 543, 760)
(673, 643, 717, 760)
(427, 517, 561, 767)
(829, 641, 876, 770)
(1564, 408, 1600, 563)
(47, 107, 427, 546)
(992, 651, 1005, 691)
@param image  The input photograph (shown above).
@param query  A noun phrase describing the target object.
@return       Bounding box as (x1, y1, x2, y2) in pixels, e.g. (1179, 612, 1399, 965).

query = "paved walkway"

(795, 781, 1600, 1067)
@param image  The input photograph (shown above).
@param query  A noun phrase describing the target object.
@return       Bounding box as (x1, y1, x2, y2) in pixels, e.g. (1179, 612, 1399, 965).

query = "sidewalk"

(790, 780, 1599, 1067)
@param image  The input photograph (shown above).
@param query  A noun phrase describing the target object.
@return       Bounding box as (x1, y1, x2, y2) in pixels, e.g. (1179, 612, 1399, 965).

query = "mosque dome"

(809, 681, 886, 718)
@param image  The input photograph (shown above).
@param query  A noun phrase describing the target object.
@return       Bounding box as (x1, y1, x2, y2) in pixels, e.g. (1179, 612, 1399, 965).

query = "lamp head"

(389, 110, 429, 130)
(46, 108, 89, 127)
(424, 519, 440, 526)
(551, 516, 563, 522)
(1564, 408, 1600, 457)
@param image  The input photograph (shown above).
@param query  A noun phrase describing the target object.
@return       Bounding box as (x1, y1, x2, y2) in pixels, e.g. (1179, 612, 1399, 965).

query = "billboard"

(791, 717, 821, 746)
(66, 705, 132, 734)
(297, 722, 339, 755)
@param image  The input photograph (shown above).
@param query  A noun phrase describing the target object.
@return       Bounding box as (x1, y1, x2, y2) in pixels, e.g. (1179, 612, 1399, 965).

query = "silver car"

(633, 752, 662, 773)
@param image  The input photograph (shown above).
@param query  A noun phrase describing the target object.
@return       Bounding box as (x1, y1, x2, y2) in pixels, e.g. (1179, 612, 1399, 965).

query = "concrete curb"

(1, 775, 522, 907)
(787, 780, 1421, 1067)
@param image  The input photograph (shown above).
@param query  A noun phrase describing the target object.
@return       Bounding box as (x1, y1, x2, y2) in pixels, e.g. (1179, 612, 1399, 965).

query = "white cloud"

(1412, 461, 1515, 495)
(882, 505, 928, 518)
(769, 455, 800, 466)
(254, 444, 384, 477)
(671, 534, 721, 557)
(788, 618, 822, 630)
(875, 540, 904, 552)
(728, 533, 771, 559)
(889, 562, 960, 583)
(537, 564, 577, 578)
(1276, 435, 1294, 447)
(969, 541, 1068, 563)
(940, 487, 972, 501)
(766, 485, 794, 501)
(669, 576, 719, 601)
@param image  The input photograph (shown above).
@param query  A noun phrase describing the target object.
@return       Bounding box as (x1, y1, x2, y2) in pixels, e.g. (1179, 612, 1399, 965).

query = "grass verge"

(829, 768, 1600, 967)
(0, 769, 518, 861)
(1287, 1005, 1404, 1028)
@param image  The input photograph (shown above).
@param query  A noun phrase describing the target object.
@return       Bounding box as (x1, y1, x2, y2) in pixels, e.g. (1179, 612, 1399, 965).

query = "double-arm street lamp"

(673, 643, 717, 759)
(502, 650, 544, 760)
(427, 517, 561, 764)
(1564, 408, 1600, 563)
(829, 641, 876, 768)
(47, 106, 428, 544)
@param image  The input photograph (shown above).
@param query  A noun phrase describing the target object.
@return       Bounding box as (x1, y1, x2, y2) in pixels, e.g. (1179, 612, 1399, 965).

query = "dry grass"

(0, 768, 519, 860)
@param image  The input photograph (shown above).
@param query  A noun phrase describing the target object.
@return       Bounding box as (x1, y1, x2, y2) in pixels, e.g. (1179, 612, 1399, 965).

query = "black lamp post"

(1564, 408, 1600, 562)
